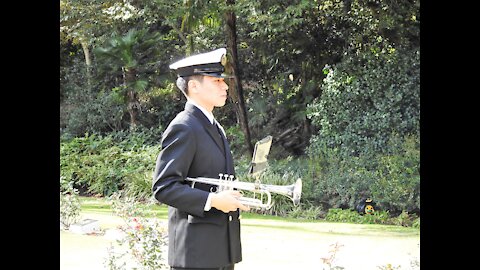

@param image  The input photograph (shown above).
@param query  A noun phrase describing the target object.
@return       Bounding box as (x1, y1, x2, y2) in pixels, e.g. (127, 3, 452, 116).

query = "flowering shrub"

(105, 192, 168, 270)
(320, 242, 345, 270)
(60, 177, 81, 229)
(124, 217, 167, 269)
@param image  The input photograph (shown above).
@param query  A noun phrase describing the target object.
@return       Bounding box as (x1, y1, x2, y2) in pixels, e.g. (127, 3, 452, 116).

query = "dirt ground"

(60, 212, 420, 270)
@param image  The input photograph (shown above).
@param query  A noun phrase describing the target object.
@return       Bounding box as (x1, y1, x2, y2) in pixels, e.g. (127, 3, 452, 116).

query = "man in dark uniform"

(152, 48, 250, 270)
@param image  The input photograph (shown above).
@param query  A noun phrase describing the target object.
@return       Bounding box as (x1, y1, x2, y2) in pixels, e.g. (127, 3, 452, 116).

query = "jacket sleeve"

(152, 123, 209, 217)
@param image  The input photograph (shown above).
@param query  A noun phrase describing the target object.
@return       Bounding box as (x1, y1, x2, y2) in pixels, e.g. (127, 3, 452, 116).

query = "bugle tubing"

(186, 174, 302, 210)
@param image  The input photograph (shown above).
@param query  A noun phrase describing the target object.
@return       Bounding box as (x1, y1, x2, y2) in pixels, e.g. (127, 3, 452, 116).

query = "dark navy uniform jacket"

(152, 102, 242, 268)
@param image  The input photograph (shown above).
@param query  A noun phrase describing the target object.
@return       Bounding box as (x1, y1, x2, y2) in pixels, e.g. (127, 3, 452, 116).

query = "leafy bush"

(325, 208, 390, 225)
(235, 141, 419, 219)
(62, 88, 127, 138)
(370, 135, 420, 214)
(60, 128, 162, 197)
(391, 211, 420, 228)
(287, 203, 323, 220)
(306, 47, 420, 157)
(411, 216, 420, 229)
(225, 124, 247, 158)
(304, 135, 419, 216)
(324, 208, 419, 227)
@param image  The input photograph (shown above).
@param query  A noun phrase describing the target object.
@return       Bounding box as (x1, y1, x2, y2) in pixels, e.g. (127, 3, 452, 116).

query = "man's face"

(190, 76, 229, 111)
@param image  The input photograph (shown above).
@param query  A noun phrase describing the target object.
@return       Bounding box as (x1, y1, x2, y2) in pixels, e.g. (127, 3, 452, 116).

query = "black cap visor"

(177, 63, 234, 78)
(198, 72, 235, 78)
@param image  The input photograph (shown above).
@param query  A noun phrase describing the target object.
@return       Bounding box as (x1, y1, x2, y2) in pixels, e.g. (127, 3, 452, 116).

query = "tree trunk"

(225, 0, 254, 156)
(123, 67, 139, 128)
(127, 90, 138, 129)
(80, 40, 92, 88)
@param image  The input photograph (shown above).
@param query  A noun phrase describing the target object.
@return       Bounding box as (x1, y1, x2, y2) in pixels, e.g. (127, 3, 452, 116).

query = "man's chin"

(215, 100, 227, 107)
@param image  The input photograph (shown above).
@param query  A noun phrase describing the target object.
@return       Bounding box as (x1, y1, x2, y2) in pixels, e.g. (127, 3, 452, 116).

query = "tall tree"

(60, 0, 101, 87)
(225, 0, 253, 156)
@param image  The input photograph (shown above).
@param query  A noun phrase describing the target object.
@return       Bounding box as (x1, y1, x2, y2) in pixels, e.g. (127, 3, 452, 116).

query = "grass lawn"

(61, 196, 420, 270)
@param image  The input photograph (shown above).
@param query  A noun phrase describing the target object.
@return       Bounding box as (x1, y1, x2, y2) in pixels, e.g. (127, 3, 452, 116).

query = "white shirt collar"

(186, 99, 214, 124)
(186, 99, 227, 137)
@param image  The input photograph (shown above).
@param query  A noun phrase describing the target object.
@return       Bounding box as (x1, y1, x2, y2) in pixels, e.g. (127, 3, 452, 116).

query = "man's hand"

(211, 190, 250, 213)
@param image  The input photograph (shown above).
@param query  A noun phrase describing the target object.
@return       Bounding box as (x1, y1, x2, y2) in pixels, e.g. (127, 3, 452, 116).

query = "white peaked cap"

(169, 48, 232, 78)
(169, 48, 226, 70)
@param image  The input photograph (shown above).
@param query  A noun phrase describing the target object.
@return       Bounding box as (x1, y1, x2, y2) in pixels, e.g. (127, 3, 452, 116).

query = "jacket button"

(229, 216, 233, 221)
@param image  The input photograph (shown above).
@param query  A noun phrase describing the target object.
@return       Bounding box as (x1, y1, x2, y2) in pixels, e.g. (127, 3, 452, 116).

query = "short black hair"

(176, 75, 204, 96)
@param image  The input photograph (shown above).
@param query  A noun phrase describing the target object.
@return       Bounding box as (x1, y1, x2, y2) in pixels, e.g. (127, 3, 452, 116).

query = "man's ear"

(188, 79, 199, 94)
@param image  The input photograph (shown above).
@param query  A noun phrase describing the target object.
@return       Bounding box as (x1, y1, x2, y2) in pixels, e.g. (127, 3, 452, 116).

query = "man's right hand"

(211, 190, 250, 213)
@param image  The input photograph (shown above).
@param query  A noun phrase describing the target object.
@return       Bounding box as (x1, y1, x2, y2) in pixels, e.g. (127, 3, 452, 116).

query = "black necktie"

(213, 119, 225, 139)
(213, 119, 234, 174)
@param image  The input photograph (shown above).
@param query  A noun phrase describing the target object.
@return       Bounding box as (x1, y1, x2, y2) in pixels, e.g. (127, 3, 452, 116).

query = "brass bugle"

(186, 174, 302, 210)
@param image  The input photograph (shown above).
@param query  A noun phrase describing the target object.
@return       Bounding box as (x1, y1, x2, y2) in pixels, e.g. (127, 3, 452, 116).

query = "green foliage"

(94, 28, 162, 75)
(60, 128, 162, 197)
(225, 124, 246, 158)
(370, 135, 420, 213)
(304, 46, 420, 216)
(305, 134, 419, 216)
(306, 47, 420, 157)
(61, 0, 182, 136)
(238, 0, 346, 82)
(62, 89, 127, 137)
(61, 0, 420, 154)
(140, 83, 185, 130)
(324, 208, 419, 228)
(391, 211, 420, 228)
(234, 136, 419, 219)
(234, 0, 419, 155)
(411, 216, 420, 229)
(325, 208, 390, 225)
(287, 203, 323, 220)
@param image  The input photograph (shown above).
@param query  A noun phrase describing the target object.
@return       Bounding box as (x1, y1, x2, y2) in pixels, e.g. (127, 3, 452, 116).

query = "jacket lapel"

(185, 103, 226, 156)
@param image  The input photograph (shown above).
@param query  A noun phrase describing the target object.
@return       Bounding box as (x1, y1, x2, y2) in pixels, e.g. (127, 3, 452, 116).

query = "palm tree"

(94, 29, 160, 128)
